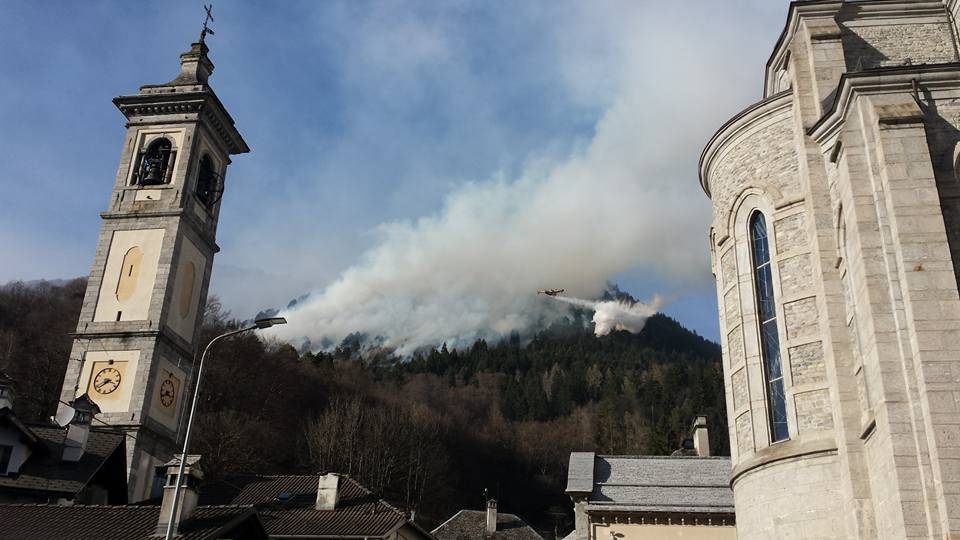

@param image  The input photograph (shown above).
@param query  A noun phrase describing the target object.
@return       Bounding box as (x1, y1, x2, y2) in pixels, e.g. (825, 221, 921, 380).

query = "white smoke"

(268, 77, 708, 354)
(261, 3, 768, 354)
(550, 296, 662, 337)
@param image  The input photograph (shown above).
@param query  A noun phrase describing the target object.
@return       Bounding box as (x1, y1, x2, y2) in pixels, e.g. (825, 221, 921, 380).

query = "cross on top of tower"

(199, 4, 215, 45)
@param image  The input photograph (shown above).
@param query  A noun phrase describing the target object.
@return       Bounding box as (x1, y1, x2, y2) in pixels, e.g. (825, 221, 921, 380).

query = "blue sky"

(0, 1, 789, 343)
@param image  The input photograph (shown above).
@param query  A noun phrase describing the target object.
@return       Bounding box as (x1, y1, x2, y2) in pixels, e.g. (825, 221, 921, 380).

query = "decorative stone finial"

(166, 41, 215, 86)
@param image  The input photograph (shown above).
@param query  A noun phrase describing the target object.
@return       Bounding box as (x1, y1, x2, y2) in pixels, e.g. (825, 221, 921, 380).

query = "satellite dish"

(53, 404, 75, 427)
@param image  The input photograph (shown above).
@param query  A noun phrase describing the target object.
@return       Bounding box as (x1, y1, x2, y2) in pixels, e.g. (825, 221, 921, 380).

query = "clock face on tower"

(151, 365, 183, 425)
(159, 378, 176, 407)
(93, 367, 122, 395)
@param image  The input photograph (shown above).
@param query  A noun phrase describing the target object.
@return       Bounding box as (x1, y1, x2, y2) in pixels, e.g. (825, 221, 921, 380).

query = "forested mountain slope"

(0, 279, 726, 536)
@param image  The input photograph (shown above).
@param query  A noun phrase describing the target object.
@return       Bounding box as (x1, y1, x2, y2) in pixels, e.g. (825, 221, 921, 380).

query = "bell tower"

(58, 35, 248, 502)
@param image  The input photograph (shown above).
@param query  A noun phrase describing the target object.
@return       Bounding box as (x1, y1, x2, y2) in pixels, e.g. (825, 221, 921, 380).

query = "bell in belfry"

(139, 138, 172, 185)
(142, 157, 164, 184)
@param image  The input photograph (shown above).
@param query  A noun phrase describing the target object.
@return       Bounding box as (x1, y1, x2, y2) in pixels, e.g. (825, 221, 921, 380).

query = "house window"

(135, 138, 174, 185)
(0, 445, 12, 475)
(750, 211, 789, 442)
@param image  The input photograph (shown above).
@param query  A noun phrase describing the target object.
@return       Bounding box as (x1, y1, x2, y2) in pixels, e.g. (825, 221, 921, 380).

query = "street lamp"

(164, 316, 287, 540)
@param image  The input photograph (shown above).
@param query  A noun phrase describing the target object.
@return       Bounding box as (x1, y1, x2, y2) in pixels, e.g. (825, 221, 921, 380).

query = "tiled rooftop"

(0, 504, 263, 540)
(432, 510, 543, 540)
(200, 474, 412, 538)
(566, 453, 734, 515)
(0, 420, 124, 499)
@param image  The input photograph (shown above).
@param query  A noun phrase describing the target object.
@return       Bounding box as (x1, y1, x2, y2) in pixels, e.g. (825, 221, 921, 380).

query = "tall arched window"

(750, 211, 789, 442)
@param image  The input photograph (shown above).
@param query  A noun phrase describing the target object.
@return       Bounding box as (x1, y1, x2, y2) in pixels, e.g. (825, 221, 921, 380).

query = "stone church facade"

(700, 1, 960, 538)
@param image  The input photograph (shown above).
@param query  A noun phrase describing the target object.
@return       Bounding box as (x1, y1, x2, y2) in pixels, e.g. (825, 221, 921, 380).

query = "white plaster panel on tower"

(94, 229, 165, 322)
(148, 357, 186, 430)
(124, 129, 186, 186)
(75, 350, 140, 413)
(134, 189, 163, 202)
(166, 236, 206, 342)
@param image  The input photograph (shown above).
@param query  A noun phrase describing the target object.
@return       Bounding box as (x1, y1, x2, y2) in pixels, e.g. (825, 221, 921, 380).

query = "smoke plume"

(268, 76, 709, 354)
(262, 4, 738, 354)
(550, 296, 662, 337)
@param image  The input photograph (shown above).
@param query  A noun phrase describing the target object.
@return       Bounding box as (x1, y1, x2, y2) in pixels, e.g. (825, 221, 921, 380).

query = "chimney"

(691, 416, 710, 457)
(486, 498, 498, 536)
(62, 394, 101, 462)
(316, 473, 339, 511)
(157, 455, 204, 536)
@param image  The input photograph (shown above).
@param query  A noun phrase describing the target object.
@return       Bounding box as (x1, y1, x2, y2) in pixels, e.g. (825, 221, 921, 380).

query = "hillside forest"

(0, 278, 727, 536)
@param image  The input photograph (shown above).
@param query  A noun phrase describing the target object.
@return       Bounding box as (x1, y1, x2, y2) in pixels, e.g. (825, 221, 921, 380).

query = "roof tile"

(200, 474, 409, 537)
(0, 504, 260, 539)
(0, 425, 124, 498)
(432, 510, 543, 540)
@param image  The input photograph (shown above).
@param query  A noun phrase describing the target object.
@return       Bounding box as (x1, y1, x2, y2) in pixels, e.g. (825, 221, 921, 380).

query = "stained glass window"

(750, 211, 789, 442)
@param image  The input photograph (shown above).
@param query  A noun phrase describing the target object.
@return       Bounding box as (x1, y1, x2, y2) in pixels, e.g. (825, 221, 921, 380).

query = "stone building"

(0, 374, 127, 504)
(55, 33, 249, 503)
(0, 455, 270, 539)
(199, 473, 434, 540)
(699, 0, 960, 538)
(564, 418, 735, 540)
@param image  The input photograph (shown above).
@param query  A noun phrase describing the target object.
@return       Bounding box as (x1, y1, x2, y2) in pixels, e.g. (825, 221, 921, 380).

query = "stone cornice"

(807, 62, 960, 143)
(731, 436, 838, 486)
(100, 209, 221, 254)
(765, 1, 843, 98)
(113, 89, 250, 156)
(698, 91, 793, 198)
(764, 1, 949, 98)
(70, 327, 197, 362)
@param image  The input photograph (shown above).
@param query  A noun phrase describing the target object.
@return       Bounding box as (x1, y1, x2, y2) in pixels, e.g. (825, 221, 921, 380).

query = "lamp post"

(164, 316, 287, 540)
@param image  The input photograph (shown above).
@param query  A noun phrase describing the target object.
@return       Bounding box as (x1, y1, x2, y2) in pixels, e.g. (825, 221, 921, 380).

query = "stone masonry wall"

(788, 341, 827, 386)
(841, 22, 957, 71)
(922, 101, 960, 293)
(706, 74, 841, 540)
(733, 453, 847, 540)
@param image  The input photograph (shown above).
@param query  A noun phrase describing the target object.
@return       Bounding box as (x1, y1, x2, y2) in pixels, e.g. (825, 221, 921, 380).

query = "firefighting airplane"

(537, 288, 565, 297)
